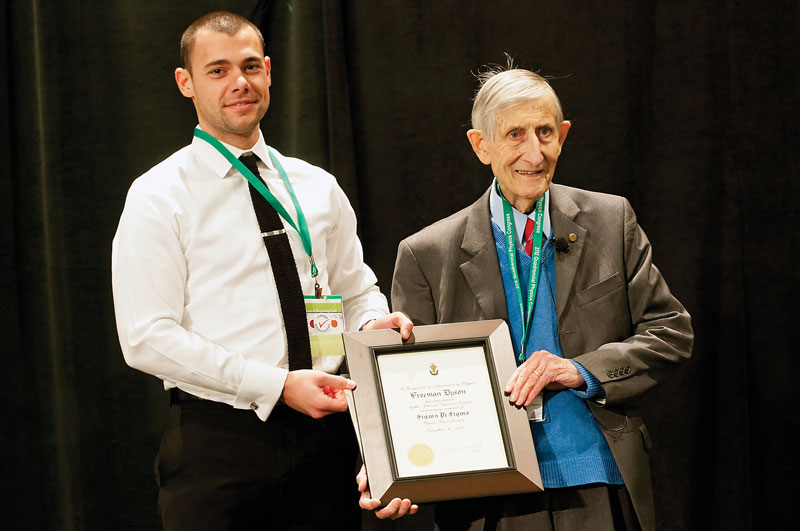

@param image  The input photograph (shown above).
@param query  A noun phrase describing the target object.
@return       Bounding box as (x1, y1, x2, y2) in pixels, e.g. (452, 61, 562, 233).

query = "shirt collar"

(191, 126, 274, 179)
(489, 180, 552, 244)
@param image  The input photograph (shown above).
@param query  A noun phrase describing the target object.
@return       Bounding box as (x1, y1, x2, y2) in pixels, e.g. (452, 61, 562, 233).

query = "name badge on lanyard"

(527, 395, 545, 422)
(305, 295, 345, 357)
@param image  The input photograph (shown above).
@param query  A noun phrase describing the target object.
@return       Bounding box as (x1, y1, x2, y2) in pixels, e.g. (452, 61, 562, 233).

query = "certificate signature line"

(444, 443, 483, 453)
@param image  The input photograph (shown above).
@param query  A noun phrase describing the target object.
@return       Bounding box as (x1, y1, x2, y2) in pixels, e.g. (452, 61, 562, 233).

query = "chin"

(524, 185, 548, 198)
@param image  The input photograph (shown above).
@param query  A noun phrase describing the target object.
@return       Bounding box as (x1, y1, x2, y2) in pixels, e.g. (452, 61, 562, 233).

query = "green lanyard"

(193, 128, 319, 280)
(501, 189, 545, 362)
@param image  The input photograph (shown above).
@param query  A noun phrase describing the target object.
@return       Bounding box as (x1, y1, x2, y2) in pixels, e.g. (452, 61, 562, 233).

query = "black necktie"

(239, 153, 312, 371)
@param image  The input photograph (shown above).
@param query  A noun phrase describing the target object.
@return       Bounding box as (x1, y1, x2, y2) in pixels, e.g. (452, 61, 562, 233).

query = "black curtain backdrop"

(3, 1, 797, 529)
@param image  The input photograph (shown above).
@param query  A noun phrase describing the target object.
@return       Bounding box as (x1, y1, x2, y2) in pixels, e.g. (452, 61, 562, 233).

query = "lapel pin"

(569, 233, 578, 242)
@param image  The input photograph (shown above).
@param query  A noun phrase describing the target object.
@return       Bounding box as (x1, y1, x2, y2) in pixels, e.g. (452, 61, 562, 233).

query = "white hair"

(471, 60, 564, 141)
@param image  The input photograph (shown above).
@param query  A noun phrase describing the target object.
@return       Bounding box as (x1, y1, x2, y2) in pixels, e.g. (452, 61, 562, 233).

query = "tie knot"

(238, 153, 260, 175)
(523, 217, 535, 241)
(522, 218, 535, 257)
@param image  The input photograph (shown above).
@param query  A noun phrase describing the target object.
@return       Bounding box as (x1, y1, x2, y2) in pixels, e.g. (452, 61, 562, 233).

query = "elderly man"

(390, 65, 693, 530)
(112, 11, 414, 530)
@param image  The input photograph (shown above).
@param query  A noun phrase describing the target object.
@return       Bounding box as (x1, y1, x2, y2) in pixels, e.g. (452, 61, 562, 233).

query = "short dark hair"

(180, 11, 265, 71)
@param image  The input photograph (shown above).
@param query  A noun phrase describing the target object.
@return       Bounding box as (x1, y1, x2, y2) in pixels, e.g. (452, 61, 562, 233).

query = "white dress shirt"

(112, 129, 389, 420)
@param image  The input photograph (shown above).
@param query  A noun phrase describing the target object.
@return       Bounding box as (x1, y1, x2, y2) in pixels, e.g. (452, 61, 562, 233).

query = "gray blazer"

(391, 183, 694, 530)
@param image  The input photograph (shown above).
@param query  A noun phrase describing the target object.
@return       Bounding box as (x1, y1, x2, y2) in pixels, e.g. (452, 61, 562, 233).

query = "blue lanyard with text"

(501, 189, 545, 363)
(193, 128, 319, 280)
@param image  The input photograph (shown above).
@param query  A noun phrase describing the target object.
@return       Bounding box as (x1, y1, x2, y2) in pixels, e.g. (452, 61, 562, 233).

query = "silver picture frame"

(343, 319, 542, 504)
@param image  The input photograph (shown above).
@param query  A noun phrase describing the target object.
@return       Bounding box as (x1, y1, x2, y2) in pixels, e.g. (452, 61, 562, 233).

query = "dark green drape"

(3, 1, 797, 529)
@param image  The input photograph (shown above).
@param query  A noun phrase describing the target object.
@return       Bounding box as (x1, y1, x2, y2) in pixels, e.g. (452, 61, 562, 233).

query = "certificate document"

(343, 321, 541, 504)
(376, 344, 509, 478)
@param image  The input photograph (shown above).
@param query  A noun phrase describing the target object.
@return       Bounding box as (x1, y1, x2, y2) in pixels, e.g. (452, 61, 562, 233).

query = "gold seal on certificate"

(343, 320, 542, 504)
(407, 444, 435, 467)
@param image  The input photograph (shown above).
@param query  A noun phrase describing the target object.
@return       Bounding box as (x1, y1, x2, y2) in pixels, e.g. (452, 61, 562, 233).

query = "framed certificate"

(343, 320, 542, 504)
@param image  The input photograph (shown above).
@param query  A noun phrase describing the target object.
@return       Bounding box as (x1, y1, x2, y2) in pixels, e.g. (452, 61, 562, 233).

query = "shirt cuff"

(568, 360, 606, 400)
(356, 311, 386, 332)
(233, 359, 288, 421)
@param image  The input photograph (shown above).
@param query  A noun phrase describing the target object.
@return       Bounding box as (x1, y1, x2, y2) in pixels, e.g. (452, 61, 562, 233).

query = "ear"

(557, 120, 571, 146)
(175, 67, 193, 99)
(264, 56, 272, 88)
(467, 129, 492, 165)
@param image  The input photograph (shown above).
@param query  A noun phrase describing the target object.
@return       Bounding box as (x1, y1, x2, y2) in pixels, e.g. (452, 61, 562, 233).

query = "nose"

(520, 135, 544, 166)
(233, 70, 250, 91)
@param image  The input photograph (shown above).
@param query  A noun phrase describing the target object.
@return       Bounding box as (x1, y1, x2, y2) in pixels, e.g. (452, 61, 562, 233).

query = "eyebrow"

(502, 125, 523, 136)
(202, 56, 263, 70)
(502, 121, 557, 136)
(202, 59, 231, 69)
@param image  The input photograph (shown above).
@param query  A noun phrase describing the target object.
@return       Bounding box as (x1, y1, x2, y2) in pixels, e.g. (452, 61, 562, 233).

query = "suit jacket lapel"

(549, 184, 587, 319)
(459, 188, 509, 321)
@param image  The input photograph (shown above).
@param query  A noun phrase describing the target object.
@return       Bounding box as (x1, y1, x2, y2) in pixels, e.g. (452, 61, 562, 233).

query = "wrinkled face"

(468, 99, 571, 213)
(175, 27, 271, 149)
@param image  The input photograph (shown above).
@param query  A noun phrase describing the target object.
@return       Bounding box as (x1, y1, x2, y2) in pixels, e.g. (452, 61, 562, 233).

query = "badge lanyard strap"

(193, 128, 321, 285)
(501, 191, 545, 363)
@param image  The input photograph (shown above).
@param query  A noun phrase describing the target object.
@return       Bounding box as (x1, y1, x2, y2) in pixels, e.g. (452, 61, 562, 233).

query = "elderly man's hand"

(361, 311, 413, 339)
(504, 350, 585, 407)
(357, 465, 418, 519)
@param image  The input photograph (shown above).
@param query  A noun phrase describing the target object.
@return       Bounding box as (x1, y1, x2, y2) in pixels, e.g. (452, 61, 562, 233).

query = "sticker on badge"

(305, 295, 345, 357)
(526, 394, 545, 422)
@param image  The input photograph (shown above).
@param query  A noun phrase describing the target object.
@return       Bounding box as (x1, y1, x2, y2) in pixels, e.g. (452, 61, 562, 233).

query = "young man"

(112, 11, 413, 529)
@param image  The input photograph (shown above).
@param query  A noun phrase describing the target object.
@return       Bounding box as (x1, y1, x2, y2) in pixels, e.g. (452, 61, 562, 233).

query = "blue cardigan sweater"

(491, 221, 623, 488)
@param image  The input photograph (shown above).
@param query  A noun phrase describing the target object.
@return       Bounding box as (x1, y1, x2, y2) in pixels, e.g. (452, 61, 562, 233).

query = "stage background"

(2, 0, 797, 529)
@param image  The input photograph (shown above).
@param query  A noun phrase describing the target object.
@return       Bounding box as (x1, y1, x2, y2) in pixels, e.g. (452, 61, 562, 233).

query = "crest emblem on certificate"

(429, 362, 439, 376)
